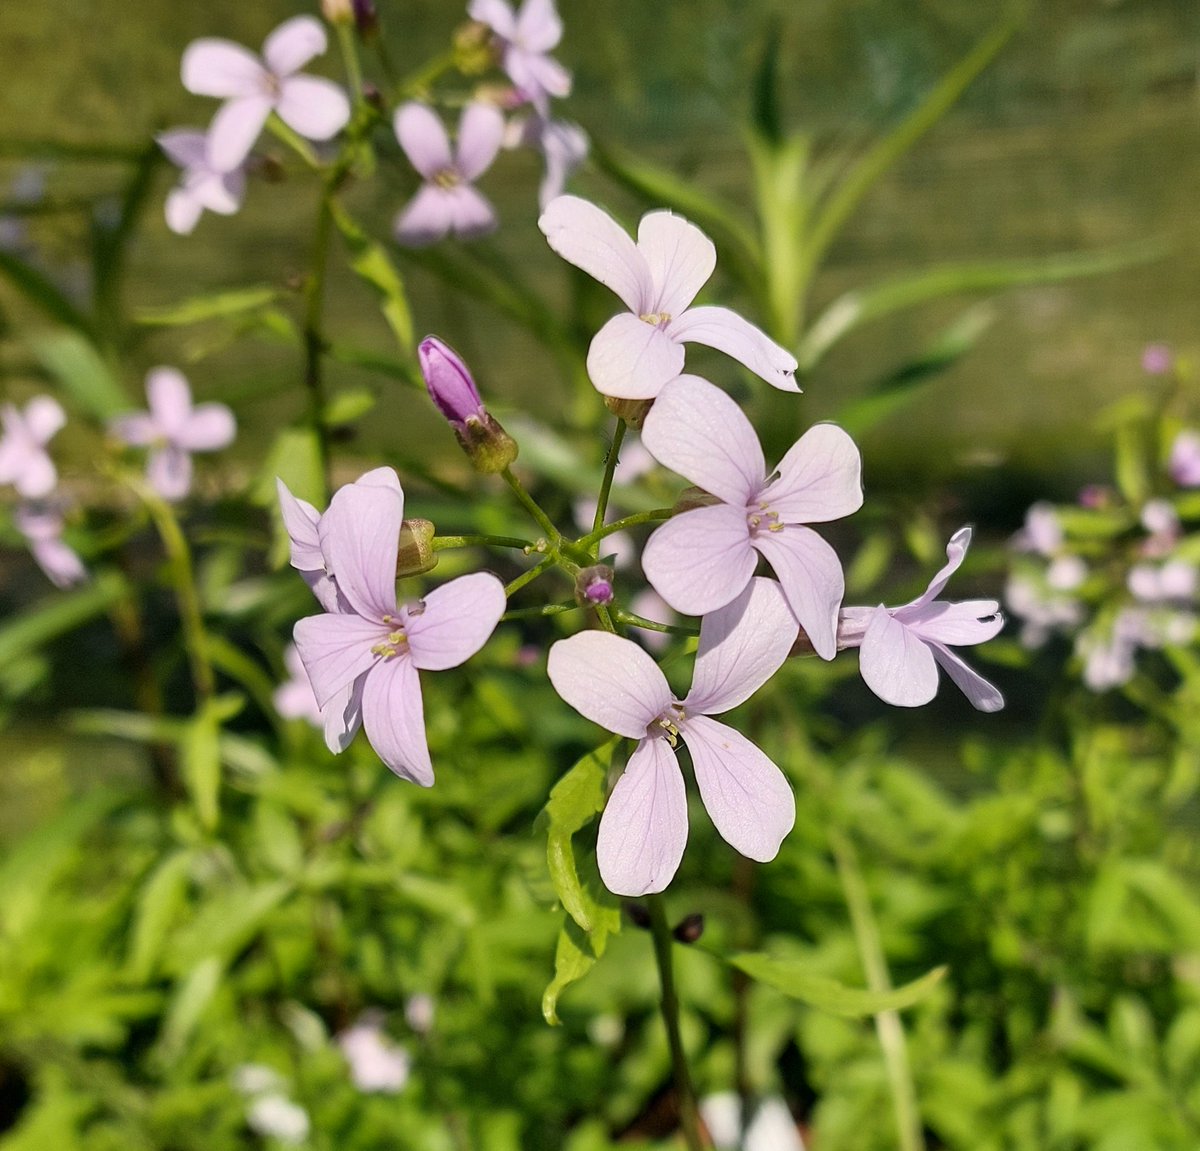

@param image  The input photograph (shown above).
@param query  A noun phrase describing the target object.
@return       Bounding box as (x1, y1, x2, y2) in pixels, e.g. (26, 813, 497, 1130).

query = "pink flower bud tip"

(419, 336, 485, 427)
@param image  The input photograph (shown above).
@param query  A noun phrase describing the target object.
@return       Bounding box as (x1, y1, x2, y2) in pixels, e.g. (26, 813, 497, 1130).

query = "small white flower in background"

(1012, 501, 1062, 557)
(1046, 554, 1087, 592)
(182, 16, 351, 172)
(14, 504, 87, 589)
(1140, 497, 1179, 542)
(1128, 558, 1197, 604)
(700, 1092, 806, 1151)
(246, 1094, 311, 1145)
(158, 129, 246, 235)
(404, 993, 435, 1036)
(232, 1063, 286, 1097)
(338, 1017, 411, 1093)
(1005, 572, 1083, 650)
(0, 395, 66, 500)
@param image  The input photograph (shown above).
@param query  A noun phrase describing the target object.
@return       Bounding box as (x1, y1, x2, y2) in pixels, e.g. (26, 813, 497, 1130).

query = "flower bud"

(672, 913, 704, 944)
(455, 21, 497, 75)
(575, 564, 615, 607)
(396, 518, 437, 577)
(321, 0, 354, 24)
(352, 0, 379, 37)
(603, 395, 652, 429)
(419, 335, 518, 473)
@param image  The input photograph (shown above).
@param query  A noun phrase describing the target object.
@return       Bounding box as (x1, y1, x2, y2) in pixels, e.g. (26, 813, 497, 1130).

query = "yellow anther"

(638, 311, 671, 326)
(434, 169, 461, 189)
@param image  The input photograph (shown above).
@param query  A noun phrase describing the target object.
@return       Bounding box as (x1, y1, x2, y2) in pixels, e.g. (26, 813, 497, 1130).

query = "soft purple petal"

(158, 130, 208, 169)
(641, 504, 756, 616)
(455, 103, 506, 182)
(538, 195, 652, 315)
(515, 0, 563, 51)
(505, 49, 571, 113)
(165, 189, 204, 235)
(294, 612, 384, 708)
(641, 375, 764, 504)
(902, 600, 1004, 646)
(683, 714, 794, 862)
(318, 475, 403, 621)
(323, 674, 365, 753)
(181, 39, 266, 99)
(177, 403, 236, 452)
(406, 572, 505, 671)
(24, 397, 65, 445)
(546, 632, 670, 738)
(637, 211, 715, 317)
(668, 305, 799, 392)
(929, 643, 1005, 712)
(206, 95, 273, 172)
(276, 76, 351, 142)
(684, 578, 797, 715)
(110, 412, 158, 447)
(908, 526, 972, 609)
(751, 526, 844, 660)
(446, 185, 498, 240)
(189, 168, 244, 215)
(394, 103, 453, 180)
(15, 451, 56, 500)
(596, 737, 688, 897)
(362, 655, 434, 786)
(31, 537, 87, 589)
(767, 423, 863, 523)
(394, 185, 454, 247)
(147, 445, 193, 501)
(536, 119, 587, 208)
(276, 477, 325, 572)
(145, 367, 193, 437)
(468, 0, 517, 39)
(586, 313, 685, 399)
(857, 605, 939, 707)
(263, 15, 327, 76)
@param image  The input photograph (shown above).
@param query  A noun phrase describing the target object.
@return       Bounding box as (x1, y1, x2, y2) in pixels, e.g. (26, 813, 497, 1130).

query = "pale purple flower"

(338, 1018, 411, 1093)
(1011, 501, 1061, 557)
(14, 504, 87, 589)
(1078, 614, 1141, 691)
(1046, 554, 1087, 592)
(640, 376, 860, 658)
(547, 577, 798, 896)
(506, 113, 587, 207)
(111, 368, 236, 501)
(182, 16, 351, 172)
(276, 477, 342, 614)
(538, 196, 799, 399)
(839, 527, 1004, 711)
(393, 103, 505, 246)
(157, 129, 245, 235)
(292, 467, 505, 784)
(468, 0, 571, 115)
(274, 643, 323, 726)
(1169, 430, 1200, 487)
(1142, 342, 1173, 375)
(1004, 572, 1083, 649)
(1128, 558, 1197, 603)
(1140, 497, 1179, 541)
(0, 396, 65, 499)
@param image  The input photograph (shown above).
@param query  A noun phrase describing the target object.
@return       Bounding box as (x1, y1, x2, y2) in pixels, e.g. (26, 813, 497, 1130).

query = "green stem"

(575, 507, 673, 552)
(502, 467, 561, 545)
(334, 22, 365, 105)
(265, 117, 320, 168)
(612, 610, 698, 638)
(397, 50, 457, 99)
(501, 601, 577, 621)
(830, 829, 925, 1151)
(432, 533, 533, 552)
(504, 556, 556, 598)
(305, 192, 335, 496)
(594, 603, 617, 634)
(645, 894, 705, 1151)
(590, 419, 627, 545)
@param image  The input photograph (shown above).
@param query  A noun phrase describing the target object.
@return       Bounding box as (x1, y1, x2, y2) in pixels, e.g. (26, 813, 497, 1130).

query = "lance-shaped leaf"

(330, 199, 414, 353)
(134, 285, 281, 327)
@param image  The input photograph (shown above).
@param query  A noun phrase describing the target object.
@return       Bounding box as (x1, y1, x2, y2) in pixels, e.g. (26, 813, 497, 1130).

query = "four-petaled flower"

(292, 467, 506, 784)
(548, 578, 798, 896)
(182, 16, 351, 173)
(111, 368, 236, 501)
(640, 375, 861, 658)
(468, 0, 571, 116)
(0, 395, 65, 499)
(393, 103, 505, 246)
(538, 196, 799, 399)
(838, 527, 1005, 711)
(158, 129, 246, 235)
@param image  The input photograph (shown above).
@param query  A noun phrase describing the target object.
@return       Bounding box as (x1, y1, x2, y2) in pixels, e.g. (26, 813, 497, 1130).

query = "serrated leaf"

(134, 285, 281, 327)
(329, 199, 413, 353)
(29, 330, 129, 420)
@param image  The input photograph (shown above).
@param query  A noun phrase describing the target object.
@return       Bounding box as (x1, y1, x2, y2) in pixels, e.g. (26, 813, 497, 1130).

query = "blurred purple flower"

(338, 1017, 411, 1093)
(158, 129, 245, 235)
(14, 503, 87, 589)
(0, 396, 65, 500)
(506, 113, 587, 208)
(1169, 430, 1200, 487)
(393, 102, 505, 246)
(273, 643, 323, 726)
(468, 0, 571, 115)
(1142, 342, 1173, 375)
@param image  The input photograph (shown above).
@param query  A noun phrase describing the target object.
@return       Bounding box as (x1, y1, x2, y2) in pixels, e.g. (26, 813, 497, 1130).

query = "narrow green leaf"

(0, 569, 127, 666)
(329, 199, 414, 352)
(180, 696, 242, 832)
(30, 330, 129, 420)
(158, 956, 223, 1058)
(748, 130, 810, 344)
(128, 850, 194, 981)
(134, 285, 281, 327)
(166, 879, 293, 973)
(727, 952, 947, 1017)
(750, 17, 785, 146)
(543, 916, 610, 1026)
(0, 249, 94, 336)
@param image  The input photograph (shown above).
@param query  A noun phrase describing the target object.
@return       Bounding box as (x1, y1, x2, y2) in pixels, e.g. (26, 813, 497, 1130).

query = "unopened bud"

(321, 0, 354, 24)
(352, 0, 379, 37)
(419, 335, 519, 473)
(396, 518, 437, 576)
(454, 21, 497, 75)
(672, 913, 704, 943)
(625, 903, 651, 929)
(576, 564, 615, 607)
(603, 395, 653, 430)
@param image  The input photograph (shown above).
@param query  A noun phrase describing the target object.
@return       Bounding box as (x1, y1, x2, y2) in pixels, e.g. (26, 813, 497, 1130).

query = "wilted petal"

(323, 674, 365, 753)
(446, 185, 497, 239)
(515, 0, 563, 51)
(683, 714, 794, 862)
(178, 403, 236, 451)
(362, 655, 434, 786)
(319, 474, 403, 620)
(539, 196, 652, 315)
(902, 600, 1003, 646)
(929, 643, 1004, 712)
(263, 15, 327, 76)
(642, 504, 756, 616)
(455, 103, 505, 182)
(147, 445, 193, 501)
(641, 375, 764, 504)
(586, 313, 685, 399)
(768, 423, 863, 523)
(858, 605, 938, 707)
(394, 103, 453, 180)
(406, 572, 505, 670)
(206, 95, 273, 172)
(668, 305, 799, 392)
(182, 39, 265, 99)
(751, 526, 844, 659)
(637, 211, 715, 317)
(596, 737, 687, 897)
(394, 185, 454, 247)
(276, 76, 351, 142)
(546, 631, 670, 738)
(684, 578, 797, 715)
(294, 612, 384, 708)
(165, 188, 204, 235)
(467, 0, 517, 39)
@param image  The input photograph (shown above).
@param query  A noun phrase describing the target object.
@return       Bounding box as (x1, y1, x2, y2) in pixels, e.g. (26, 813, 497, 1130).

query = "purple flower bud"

(419, 337, 485, 428)
(576, 564, 615, 607)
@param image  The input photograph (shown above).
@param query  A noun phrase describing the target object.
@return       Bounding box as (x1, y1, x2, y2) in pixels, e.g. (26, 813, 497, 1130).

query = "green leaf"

(1115, 421, 1151, 506)
(329, 199, 414, 353)
(127, 850, 194, 981)
(134, 285, 281, 327)
(166, 879, 293, 973)
(29, 330, 129, 421)
(0, 248, 94, 336)
(180, 695, 242, 832)
(750, 16, 785, 147)
(543, 915, 613, 1027)
(157, 956, 223, 1058)
(0, 570, 127, 666)
(321, 386, 377, 426)
(726, 952, 947, 1017)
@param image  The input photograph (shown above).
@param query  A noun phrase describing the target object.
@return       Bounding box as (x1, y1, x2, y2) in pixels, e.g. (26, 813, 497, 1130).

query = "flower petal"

(641, 374, 764, 504)
(641, 504, 756, 616)
(406, 572, 506, 671)
(751, 526, 844, 659)
(263, 15, 327, 76)
(276, 477, 324, 572)
(668, 305, 799, 392)
(929, 642, 1005, 712)
(505, 49, 571, 113)
(276, 76, 350, 142)
(181, 39, 265, 99)
(24, 397, 65, 445)
(683, 714, 794, 862)
(637, 210, 715, 317)
(147, 445, 193, 501)
(515, 0, 563, 51)
(145, 367, 193, 437)
(323, 673, 365, 753)
(907, 526, 972, 610)
(455, 103, 506, 182)
(684, 577, 797, 715)
(165, 189, 204, 235)
(362, 655, 435, 786)
(318, 472, 403, 620)
(586, 313, 685, 399)
(447, 185, 498, 240)
(394, 185, 454, 247)
(538, 195, 652, 315)
(31, 538, 87, 589)
(206, 95, 273, 172)
(157, 130, 208, 169)
(467, 0, 517, 39)
(596, 737, 688, 896)
(546, 631, 670, 738)
(294, 612, 384, 708)
(177, 403, 236, 452)
(903, 600, 1004, 646)
(857, 605, 938, 707)
(767, 423, 863, 523)
(394, 103, 453, 180)
(110, 412, 158, 447)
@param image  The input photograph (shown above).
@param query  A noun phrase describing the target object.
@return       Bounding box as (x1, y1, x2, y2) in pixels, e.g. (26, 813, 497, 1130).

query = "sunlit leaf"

(134, 286, 281, 327)
(29, 329, 128, 420)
